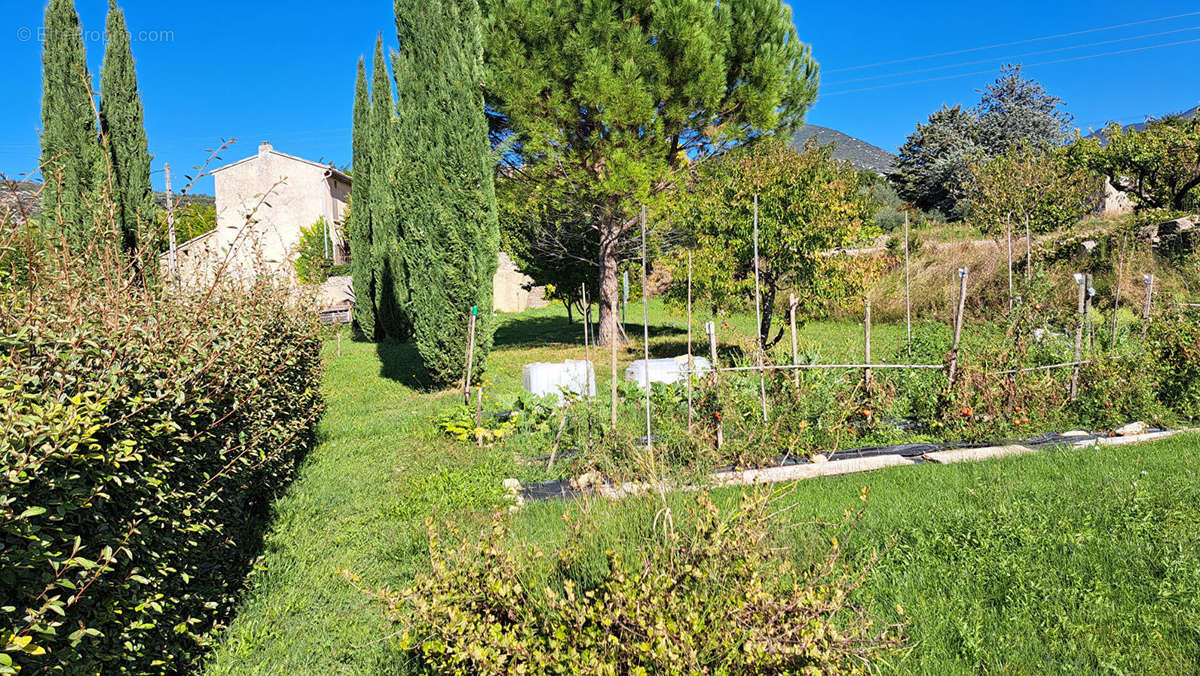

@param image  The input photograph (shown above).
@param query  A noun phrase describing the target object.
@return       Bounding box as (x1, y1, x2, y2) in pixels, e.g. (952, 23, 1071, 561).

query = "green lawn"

(204, 303, 1200, 674)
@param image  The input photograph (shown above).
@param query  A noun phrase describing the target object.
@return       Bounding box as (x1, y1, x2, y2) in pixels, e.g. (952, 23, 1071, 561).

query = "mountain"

(791, 124, 895, 174)
(1085, 104, 1199, 142)
(1, 180, 214, 221)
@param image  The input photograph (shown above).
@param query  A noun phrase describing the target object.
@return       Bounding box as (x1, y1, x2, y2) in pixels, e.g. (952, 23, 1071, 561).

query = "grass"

(204, 301, 1200, 674)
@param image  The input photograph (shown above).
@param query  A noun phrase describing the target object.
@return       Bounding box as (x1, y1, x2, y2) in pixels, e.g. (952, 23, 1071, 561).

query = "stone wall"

(493, 252, 548, 313)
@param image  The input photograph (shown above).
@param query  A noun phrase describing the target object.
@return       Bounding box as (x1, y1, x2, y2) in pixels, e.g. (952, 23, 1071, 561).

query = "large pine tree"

(40, 0, 103, 243)
(348, 57, 378, 339)
(99, 0, 153, 260)
(394, 0, 499, 385)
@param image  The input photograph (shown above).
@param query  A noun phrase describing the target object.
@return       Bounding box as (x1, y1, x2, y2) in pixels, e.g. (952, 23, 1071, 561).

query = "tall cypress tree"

(368, 36, 410, 340)
(394, 0, 499, 385)
(348, 57, 379, 339)
(99, 0, 153, 260)
(40, 0, 102, 244)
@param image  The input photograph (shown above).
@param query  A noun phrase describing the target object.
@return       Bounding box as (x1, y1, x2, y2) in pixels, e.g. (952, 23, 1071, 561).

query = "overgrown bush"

(1148, 308, 1200, 418)
(352, 489, 900, 674)
(1, 228, 323, 670)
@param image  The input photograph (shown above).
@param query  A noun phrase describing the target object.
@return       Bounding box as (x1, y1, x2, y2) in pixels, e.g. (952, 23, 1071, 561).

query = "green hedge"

(1, 281, 323, 672)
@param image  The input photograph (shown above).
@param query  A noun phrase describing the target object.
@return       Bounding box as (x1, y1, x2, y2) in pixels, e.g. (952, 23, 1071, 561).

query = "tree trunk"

(597, 218, 622, 346)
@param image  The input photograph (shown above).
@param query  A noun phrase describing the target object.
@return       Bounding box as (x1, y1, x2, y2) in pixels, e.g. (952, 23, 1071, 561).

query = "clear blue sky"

(2, 1, 1198, 195)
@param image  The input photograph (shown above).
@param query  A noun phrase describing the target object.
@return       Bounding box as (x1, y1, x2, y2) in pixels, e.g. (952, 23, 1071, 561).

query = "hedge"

(1, 278, 323, 672)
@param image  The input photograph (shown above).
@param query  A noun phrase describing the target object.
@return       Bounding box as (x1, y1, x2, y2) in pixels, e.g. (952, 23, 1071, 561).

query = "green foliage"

(99, 0, 153, 259)
(293, 218, 334, 284)
(0, 270, 323, 670)
(1071, 114, 1200, 211)
(483, 0, 820, 344)
(359, 489, 898, 674)
(1148, 308, 1200, 418)
(668, 140, 876, 347)
(892, 65, 1073, 217)
(39, 0, 104, 246)
(966, 143, 1099, 235)
(348, 57, 378, 339)
(396, 0, 499, 386)
(163, 201, 216, 250)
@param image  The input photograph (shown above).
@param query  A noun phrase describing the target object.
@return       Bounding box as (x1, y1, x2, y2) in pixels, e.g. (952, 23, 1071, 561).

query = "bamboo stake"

(752, 194, 767, 424)
(946, 268, 969, 391)
(1141, 274, 1155, 340)
(641, 206, 652, 451)
(1071, 273, 1086, 401)
(1006, 212, 1014, 314)
(706, 320, 723, 449)
(1025, 214, 1032, 283)
(1110, 235, 1127, 355)
(863, 299, 872, 389)
(462, 307, 478, 406)
(686, 252, 694, 430)
(789, 293, 800, 388)
(904, 211, 912, 355)
(611, 297, 619, 430)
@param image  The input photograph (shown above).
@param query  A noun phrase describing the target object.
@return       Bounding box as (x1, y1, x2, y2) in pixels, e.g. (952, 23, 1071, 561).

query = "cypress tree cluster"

(39, 0, 152, 262)
(348, 58, 378, 339)
(99, 0, 153, 259)
(348, 0, 499, 386)
(40, 0, 103, 243)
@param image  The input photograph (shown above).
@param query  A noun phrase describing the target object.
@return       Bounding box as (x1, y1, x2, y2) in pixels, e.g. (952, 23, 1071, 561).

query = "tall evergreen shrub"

(348, 57, 379, 338)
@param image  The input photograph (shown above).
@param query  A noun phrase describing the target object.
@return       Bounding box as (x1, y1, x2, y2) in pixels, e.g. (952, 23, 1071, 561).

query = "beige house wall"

(493, 252, 548, 313)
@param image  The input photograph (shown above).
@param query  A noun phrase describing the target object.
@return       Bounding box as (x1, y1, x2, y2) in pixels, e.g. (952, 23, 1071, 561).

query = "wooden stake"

(1141, 273, 1155, 340)
(611, 295, 619, 431)
(641, 206, 652, 451)
(706, 320, 723, 449)
(165, 163, 178, 282)
(462, 308, 478, 406)
(789, 293, 800, 388)
(946, 268, 969, 391)
(581, 282, 592, 397)
(686, 252, 694, 430)
(1071, 273, 1086, 401)
(752, 194, 767, 424)
(1110, 235, 1127, 355)
(864, 299, 873, 389)
(904, 211, 912, 355)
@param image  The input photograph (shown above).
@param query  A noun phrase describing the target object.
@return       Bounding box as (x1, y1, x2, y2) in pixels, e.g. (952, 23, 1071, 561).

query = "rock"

(810, 454, 829, 464)
(502, 478, 522, 494)
(1061, 430, 1091, 437)
(1114, 421, 1148, 436)
(1079, 239, 1099, 255)
(569, 472, 601, 491)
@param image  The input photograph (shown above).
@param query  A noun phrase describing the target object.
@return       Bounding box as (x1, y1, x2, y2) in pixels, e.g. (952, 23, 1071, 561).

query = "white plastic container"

(522, 360, 596, 400)
(625, 356, 712, 389)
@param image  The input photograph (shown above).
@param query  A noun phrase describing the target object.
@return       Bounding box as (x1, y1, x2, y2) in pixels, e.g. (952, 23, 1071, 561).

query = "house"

(169, 142, 544, 314)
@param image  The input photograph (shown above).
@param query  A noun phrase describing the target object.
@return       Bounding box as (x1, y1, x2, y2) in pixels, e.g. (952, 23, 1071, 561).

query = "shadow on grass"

(376, 340, 433, 390)
(495, 314, 686, 349)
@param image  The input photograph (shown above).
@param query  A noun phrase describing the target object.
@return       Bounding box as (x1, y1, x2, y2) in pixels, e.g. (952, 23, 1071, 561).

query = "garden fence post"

(864, 299, 872, 390)
(1086, 274, 1096, 351)
(641, 206, 652, 451)
(946, 267, 969, 392)
(1141, 274, 1155, 340)
(687, 252, 694, 430)
(1006, 212, 1014, 314)
(904, 211, 912, 356)
(582, 282, 591, 397)
(611, 300, 619, 431)
(752, 194, 767, 424)
(706, 320, 723, 449)
(1071, 273, 1086, 401)
(789, 293, 800, 388)
(462, 307, 478, 406)
(1111, 235, 1127, 355)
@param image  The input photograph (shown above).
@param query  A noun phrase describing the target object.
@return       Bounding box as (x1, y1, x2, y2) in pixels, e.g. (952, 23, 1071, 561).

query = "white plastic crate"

(625, 355, 712, 389)
(521, 360, 596, 400)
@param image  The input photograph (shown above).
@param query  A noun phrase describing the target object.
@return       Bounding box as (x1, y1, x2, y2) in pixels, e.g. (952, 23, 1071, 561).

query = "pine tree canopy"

(480, 0, 819, 345)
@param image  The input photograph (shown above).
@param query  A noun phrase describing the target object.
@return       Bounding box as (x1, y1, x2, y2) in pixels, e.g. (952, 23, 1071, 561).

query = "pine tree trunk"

(597, 218, 622, 346)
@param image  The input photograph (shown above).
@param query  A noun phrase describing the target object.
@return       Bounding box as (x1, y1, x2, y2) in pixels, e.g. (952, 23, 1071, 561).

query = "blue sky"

(2, 0, 1198, 195)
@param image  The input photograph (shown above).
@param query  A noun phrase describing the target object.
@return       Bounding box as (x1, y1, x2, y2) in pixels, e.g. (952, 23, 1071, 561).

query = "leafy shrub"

(352, 489, 900, 674)
(1, 247, 323, 670)
(1148, 308, 1200, 418)
(293, 217, 335, 284)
